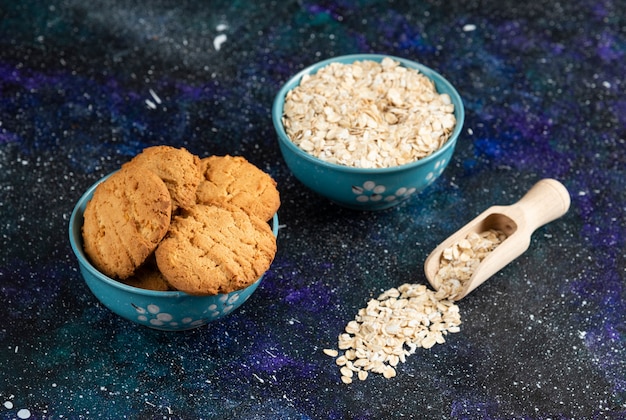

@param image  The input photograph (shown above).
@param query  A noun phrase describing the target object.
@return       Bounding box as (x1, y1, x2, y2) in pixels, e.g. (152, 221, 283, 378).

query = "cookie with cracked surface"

(155, 204, 276, 295)
(82, 167, 172, 279)
(196, 155, 280, 221)
(123, 145, 202, 211)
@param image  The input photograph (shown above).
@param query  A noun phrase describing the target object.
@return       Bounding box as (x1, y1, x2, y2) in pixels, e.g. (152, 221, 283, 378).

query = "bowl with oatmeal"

(272, 54, 464, 211)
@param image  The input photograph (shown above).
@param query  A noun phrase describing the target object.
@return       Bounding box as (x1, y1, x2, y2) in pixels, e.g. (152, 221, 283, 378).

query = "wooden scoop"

(424, 178, 571, 300)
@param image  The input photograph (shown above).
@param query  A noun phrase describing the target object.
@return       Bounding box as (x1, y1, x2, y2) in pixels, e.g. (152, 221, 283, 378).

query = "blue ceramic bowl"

(69, 173, 279, 331)
(272, 54, 464, 211)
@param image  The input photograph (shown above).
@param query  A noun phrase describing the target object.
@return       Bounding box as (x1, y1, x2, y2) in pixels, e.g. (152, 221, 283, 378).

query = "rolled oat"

(325, 283, 461, 383)
(433, 229, 507, 300)
(282, 57, 456, 169)
(324, 230, 507, 383)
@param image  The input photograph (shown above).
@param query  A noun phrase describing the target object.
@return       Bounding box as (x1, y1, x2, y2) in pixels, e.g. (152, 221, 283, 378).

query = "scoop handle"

(511, 178, 571, 234)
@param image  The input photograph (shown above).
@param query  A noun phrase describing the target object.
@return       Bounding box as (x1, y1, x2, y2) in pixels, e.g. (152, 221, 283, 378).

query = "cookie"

(121, 256, 172, 291)
(196, 155, 280, 221)
(123, 145, 202, 211)
(155, 204, 277, 295)
(82, 167, 172, 279)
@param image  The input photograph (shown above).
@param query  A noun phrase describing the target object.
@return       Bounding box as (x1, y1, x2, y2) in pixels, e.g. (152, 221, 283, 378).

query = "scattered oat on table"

(324, 283, 461, 384)
(282, 57, 456, 169)
(325, 230, 506, 384)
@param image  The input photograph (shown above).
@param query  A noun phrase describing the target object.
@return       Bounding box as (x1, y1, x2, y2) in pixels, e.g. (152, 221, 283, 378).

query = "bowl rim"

(271, 53, 465, 174)
(69, 172, 279, 299)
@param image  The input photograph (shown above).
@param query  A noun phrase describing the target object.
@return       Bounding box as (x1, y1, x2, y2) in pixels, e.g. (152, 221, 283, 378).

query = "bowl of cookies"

(69, 146, 280, 331)
(272, 54, 464, 211)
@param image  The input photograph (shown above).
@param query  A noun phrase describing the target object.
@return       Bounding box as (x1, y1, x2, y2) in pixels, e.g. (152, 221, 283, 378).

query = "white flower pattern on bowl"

(131, 292, 244, 328)
(351, 158, 448, 204)
(352, 181, 417, 203)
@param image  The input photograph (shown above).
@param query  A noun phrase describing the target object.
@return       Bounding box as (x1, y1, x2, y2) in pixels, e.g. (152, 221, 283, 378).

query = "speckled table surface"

(1, 1, 625, 419)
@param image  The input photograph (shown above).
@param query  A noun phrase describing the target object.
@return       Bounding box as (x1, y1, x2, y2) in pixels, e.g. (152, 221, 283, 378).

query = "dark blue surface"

(1, 1, 625, 418)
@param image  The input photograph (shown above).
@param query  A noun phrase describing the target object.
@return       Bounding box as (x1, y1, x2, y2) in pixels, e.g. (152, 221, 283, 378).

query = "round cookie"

(82, 167, 172, 279)
(123, 145, 202, 211)
(122, 257, 172, 291)
(196, 155, 280, 221)
(155, 204, 277, 295)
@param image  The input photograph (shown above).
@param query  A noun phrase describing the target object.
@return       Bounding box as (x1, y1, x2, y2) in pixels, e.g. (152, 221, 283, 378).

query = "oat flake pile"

(325, 229, 506, 384)
(282, 57, 456, 169)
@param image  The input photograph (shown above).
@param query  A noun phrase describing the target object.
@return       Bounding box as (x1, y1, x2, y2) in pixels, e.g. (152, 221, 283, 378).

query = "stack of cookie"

(81, 146, 280, 295)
